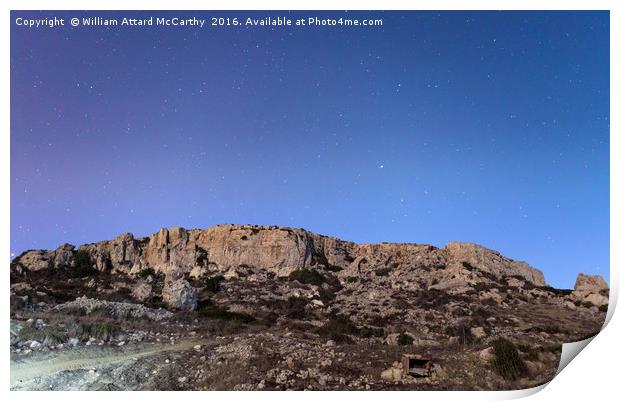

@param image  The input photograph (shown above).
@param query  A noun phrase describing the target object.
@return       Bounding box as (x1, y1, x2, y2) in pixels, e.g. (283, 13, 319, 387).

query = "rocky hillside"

(13, 224, 546, 290)
(10, 224, 609, 390)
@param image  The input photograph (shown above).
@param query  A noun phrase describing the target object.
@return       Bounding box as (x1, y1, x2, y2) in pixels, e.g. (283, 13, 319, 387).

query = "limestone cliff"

(11, 224, 547, 290)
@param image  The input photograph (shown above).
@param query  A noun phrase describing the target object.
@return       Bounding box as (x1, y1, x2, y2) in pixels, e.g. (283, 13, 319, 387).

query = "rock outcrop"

(571, 273, 609, 307)
(162, 278, 197, 311)
(574, 273, 608, 294)
(12, 224, 548, 291)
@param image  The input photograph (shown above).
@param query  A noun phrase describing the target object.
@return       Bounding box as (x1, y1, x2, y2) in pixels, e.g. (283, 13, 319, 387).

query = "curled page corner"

(556, 336, 595, 375)
(553, 275, 617, 378)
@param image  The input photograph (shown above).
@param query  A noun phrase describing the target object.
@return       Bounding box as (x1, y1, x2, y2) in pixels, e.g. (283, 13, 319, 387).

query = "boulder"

(132, 282, 153, 303)
(479, 347, 493, 363)
(572, 273, 609, 307)
(470, 327, 486, 339)
(583, 293, 608, 308)
(162, 279, 197, 311)
(381, 367, 403, 381)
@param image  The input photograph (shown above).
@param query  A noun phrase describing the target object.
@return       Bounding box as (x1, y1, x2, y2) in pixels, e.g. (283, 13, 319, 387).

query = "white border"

(3, 1, 616, 400)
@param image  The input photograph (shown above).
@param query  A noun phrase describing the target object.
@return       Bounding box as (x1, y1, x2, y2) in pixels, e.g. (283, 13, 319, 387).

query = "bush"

(491, 338, 528, 380)
(517, 344, 540, 361)
(539, 286, 573, 296)
(199, 305, 255, 323)
(71, 250, 97, 277)
(138, 267, 156, 278)
(284, 296, 308, 319)
(375, 267, 391, 277)
(75, 322, 119, 341)
(195, 246, 209, 267)
(316, 315, 359, 342)
(359, 326, 385, 338)
(201, 275, 224, 292)
(462, 261, 475, 270)
(445, 322, 475, 346)
(288, 269, 325, 286)
(396, 332, 414, 345)
(19, 326, 67, 346)
(599, 304, 608, 313)
(325, 264, 343, 272)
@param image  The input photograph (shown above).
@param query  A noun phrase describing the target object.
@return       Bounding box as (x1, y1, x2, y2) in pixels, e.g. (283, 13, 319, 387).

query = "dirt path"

(10, 339, 210, 389)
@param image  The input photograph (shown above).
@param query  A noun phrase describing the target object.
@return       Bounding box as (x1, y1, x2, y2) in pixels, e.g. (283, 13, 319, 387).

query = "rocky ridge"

(12, 224, 546, 291)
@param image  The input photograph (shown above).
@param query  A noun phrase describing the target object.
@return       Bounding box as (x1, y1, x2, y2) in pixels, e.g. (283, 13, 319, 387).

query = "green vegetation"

(71, 250, 97, 277)
(75, 322, 120, 341)
(137, 267, 156, 278)
(462, 261, 475, 270)
(358, 326, 385, 338)
(199, 305, 255, 323)
(196, 246, 209, 267)
(288, 269, 325, 286)
(18, 326, 67, 345)
(316, 315, 358, 343)
(517, 344, 540, 361)
(396, 332, 414, 345)
(325, 264, 343, 272)
(445, 322, 475, 346)
(201, 275, 225, 292)
(539, 286, 573, 296)
(284, 296, 308, 319)
(491, 338, 529, 380)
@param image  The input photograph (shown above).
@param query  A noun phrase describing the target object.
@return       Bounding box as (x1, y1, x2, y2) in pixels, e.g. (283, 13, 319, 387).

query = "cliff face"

(12, 224, 546, 289)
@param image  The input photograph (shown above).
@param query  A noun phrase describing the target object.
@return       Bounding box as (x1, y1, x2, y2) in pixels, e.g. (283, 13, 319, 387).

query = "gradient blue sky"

(10, 11, 609, 288)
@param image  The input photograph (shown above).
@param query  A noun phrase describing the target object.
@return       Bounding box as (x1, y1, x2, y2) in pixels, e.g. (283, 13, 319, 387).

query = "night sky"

(10, 11, 609, 288)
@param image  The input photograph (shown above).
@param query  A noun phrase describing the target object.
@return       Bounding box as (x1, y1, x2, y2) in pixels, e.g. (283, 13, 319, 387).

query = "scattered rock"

(470, 327, 486, 339)
(162, 279, 197, 311)
(131, 282, 153, 303)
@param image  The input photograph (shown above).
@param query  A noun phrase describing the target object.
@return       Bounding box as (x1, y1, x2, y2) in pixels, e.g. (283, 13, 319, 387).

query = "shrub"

(325, 264, 343, 272)
(195, 246, 209, 267)
(75, 323, 119, 341)
(284, 296, 308, 319)
(318, 287, 337, 303)
(539, 286, 573, 296)
(599, 304, 608, 313)
(199, 305, 255, 323)
(445, 322, 475, 346)
(359, 326, 385, 338)
(201, 275, 224, 292)
(517, 344, 540, 361)
(462, 261, 475, 270)
(138, 267, 156, 278)
(288, 269, 325, 286)
(316, 315, 359, 342)
(71, 250, 97, 277)
(375, 267, 391, 277)
(240, 235, 248, 240)
(491, 338, 528, 380)
(396, 332, 414, 345)
(18, 326, 67, 345)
